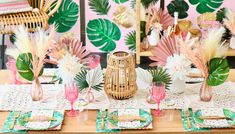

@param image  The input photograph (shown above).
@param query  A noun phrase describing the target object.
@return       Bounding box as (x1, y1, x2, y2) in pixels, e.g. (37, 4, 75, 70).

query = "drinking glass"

(65, 83, 79, 117)
(152, 82, 166, 116)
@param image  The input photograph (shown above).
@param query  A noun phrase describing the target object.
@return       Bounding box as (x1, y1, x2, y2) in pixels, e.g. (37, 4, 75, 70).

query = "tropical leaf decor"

(86, 18, 121, 52)
(130, 0, 159, 9)
(167, 0, 189, 19)
(189, 0, 224, 14)
(88, 0, 110, 15)
(48, 0, 79, 33)
(125, 31, 136, 51)
(113, 0, 128, 4)
(75, 70, 89, 91)
(16, 53, 43, 81)
(207, 58, 229, 86)
(216, 8, 226, 22)
(149, 67, 172, 90)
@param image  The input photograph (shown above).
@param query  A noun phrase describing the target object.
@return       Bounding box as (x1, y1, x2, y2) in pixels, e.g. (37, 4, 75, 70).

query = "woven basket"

(104, 51, 137, 100)
(0, 0, 62, 34)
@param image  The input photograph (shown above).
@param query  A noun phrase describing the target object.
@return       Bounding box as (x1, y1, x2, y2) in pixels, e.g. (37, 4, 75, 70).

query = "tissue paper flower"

(165, 54, 191, 80)
(57, 52, 83, 84)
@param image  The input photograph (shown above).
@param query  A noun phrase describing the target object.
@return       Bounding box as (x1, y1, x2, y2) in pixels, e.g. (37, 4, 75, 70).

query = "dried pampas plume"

(113, 5, 136, 28)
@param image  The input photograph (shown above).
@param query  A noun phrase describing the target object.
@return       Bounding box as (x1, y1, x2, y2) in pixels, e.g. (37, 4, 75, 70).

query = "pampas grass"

(5, 25, 56, 79)
(224, 8, 235, 35)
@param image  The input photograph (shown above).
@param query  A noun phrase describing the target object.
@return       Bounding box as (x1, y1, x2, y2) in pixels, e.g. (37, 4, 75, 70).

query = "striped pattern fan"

(0, 0, 33, 15)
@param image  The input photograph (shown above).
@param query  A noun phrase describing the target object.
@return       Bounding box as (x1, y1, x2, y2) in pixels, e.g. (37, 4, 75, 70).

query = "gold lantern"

(104, 51, 137, 100)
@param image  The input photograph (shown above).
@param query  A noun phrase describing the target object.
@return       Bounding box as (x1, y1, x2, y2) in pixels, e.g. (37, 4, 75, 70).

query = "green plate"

(108, 109, 152, 129)
(18, 111, 63, 130)
(194, 109, 235, 128)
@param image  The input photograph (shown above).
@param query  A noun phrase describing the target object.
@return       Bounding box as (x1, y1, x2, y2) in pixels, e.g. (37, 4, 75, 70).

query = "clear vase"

(31, 77, 43, 101)
(84, 87, 95, 103)
(200, 79, 212, 102)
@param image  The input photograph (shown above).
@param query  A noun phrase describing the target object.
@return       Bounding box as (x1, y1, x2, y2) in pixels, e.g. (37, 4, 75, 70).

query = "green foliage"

(125, 31, 136, 51)
(75, 70, 103, 91)
(88, 0, 110, 15)
(141, 0, 159, 8)
(189, 0, 224, 14)
(113, 0, 128, 4)
(131, 0, 159, 9)
(75, 70, 89, 91)
(149, 67, 172, 90)
(167, 0, 189, 19)
(86, 18, 121, 52)
(9, 34, 15, 44)
(207, 58, 229, 86)
(140, 21, 146, 42)
(48, 0, 79, 33)
(16, 53, 43, 81)
(216, 8, 226, 22)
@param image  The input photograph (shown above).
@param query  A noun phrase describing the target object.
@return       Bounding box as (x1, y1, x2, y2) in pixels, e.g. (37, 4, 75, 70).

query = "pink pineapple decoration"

(6, 58, 22, 84)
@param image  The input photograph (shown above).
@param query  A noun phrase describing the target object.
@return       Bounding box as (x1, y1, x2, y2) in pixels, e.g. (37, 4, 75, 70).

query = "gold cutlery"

(109, 114, 146, 122)
(184, 110, 191, 129)
(10, 112, 20, 130)
(100, 110, 107, 130)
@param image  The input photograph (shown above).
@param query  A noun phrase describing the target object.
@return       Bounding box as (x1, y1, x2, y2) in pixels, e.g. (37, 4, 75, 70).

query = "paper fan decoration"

(136, 67, 153, 90)
(75, 65, 103, 91)
(149, 36, 179, 66)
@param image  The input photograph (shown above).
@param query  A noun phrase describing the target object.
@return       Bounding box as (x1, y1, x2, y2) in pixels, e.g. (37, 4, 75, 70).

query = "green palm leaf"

(88, 0, 110, 15)
(207, 58, 229, 86)
(113, 0, 128, 4)
(125, 31, 136, 51)
(149, 67, 172, 90)
(141, 0, 159, 8)
(216, 8, 226, 22)
(48, 0, 79, 33)
(167, 0, 189, 19)
(86, 18, 121, 52)
(189, 0, 224, 14)
(75, 70, 89, 91)
(131, 0, 159, 9)
(75, 70, 103, 91)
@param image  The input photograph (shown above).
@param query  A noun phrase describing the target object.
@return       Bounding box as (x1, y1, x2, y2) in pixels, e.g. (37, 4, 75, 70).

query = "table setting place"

(1, 5, 235, 133)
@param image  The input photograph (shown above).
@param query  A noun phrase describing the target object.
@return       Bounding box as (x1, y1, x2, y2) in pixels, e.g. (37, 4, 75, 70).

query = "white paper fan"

(136, 67, 153, 90)
(86, 65, 103, 88)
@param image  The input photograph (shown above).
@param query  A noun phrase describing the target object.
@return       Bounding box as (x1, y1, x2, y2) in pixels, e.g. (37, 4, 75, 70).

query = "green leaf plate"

(193, 109, 235, 128)
(108, 109, 152, 129)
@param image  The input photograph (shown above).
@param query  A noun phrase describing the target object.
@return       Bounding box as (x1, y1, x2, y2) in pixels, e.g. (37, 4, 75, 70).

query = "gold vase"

(200, 79, 212, 102)
(31, 77, 43, 101)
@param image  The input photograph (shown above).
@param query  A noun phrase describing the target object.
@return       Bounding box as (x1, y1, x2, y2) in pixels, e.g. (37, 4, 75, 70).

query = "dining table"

(0, 69, 235, 134)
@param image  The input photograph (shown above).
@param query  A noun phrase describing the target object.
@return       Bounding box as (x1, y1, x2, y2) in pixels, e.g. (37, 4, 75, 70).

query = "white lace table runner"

(0, 82, 234, 111)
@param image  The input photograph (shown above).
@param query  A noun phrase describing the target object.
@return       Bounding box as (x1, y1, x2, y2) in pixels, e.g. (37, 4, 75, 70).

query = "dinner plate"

(17, 111, 63, 130)
(193, 109, 235, 128)
(108, 109, 152, 129)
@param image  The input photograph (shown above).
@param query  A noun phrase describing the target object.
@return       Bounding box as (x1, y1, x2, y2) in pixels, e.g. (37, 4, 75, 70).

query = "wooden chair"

(0, 0, 62, 68)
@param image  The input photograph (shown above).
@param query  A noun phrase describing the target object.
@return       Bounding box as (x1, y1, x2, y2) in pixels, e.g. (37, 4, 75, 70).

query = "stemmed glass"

(152, 82, 166, 116)
(65, 83, 79, 117)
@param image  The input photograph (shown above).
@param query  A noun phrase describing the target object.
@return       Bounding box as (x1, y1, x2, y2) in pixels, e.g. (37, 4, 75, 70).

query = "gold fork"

(100, 110, 107, 130)
(184, 110, 192, 129)
(10, 112, 20, 130)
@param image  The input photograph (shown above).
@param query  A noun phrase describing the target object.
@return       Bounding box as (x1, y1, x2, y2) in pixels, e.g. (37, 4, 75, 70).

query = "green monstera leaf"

(189, 0, 224, 14)
(88, 0, 110, 15)
(207, 58, 229, 86)
(16, 53, 43, 81)
(125, 31, 136, 51)
(167, 0, 189, 19)
(113, 0, 128, 4)
(86, 19, 121, 52)
(49, 0, 79, 33)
